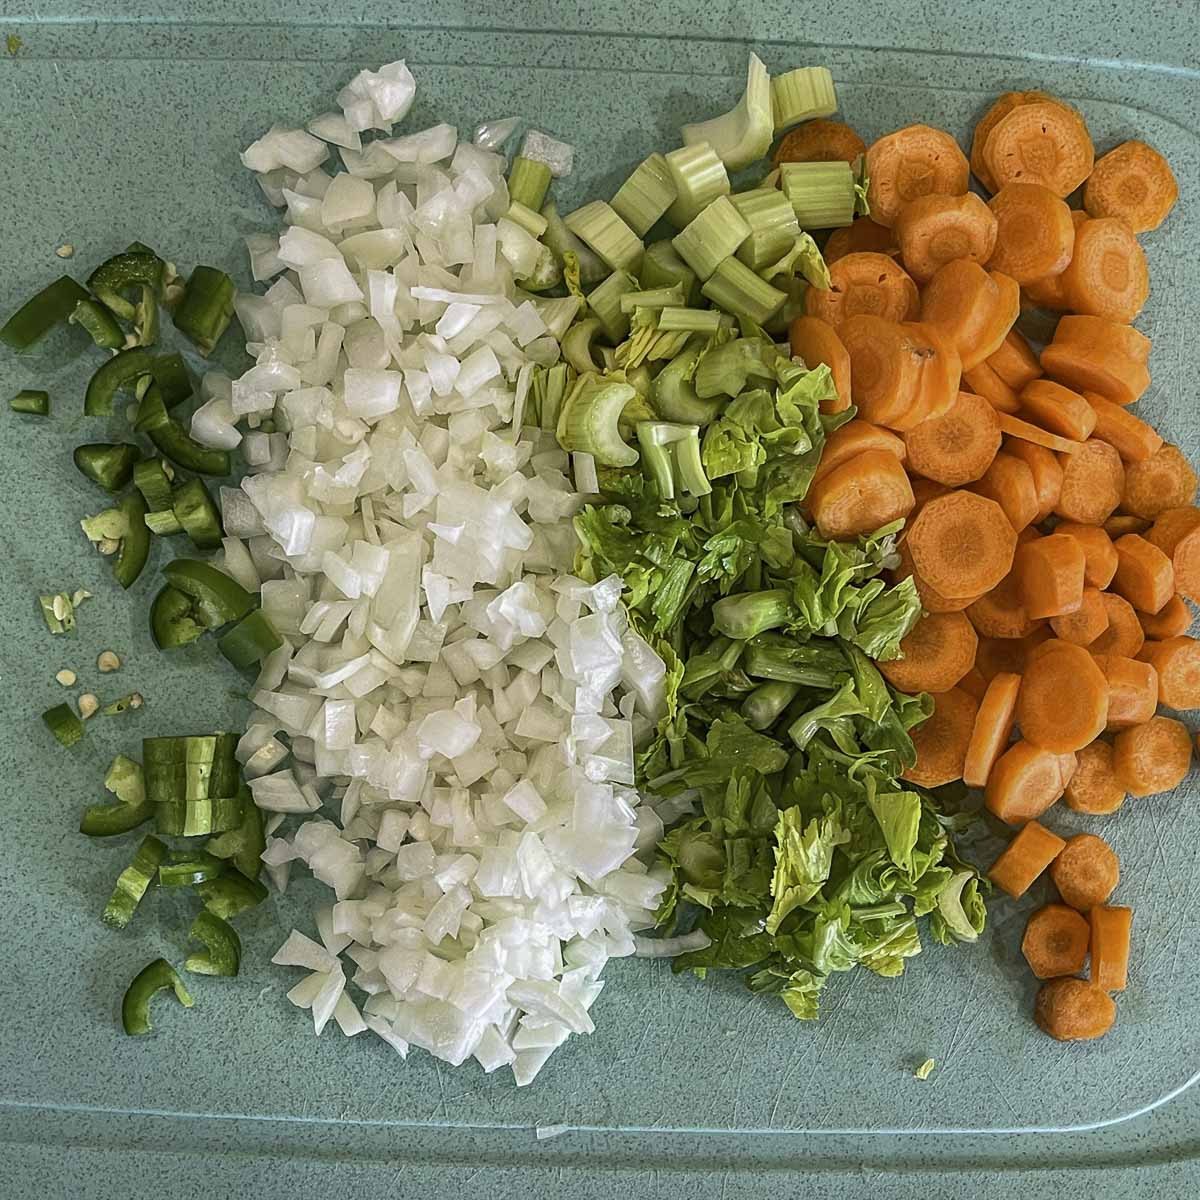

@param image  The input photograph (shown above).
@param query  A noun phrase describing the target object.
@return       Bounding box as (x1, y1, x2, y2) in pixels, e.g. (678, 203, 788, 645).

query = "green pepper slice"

(206, 792, 264, 881)
(70, 297, 124, 349)
(185, 910, 242, 976)
(121, 958, 194, 1036)
(0, 276, 89, 351)
(102, 834, 167, 929)
(42, 702, 84, 747)
(80, 754, 153, 837)
(113, 491, 150, 589)
(150, 351, 192, 407)
(150, 585, 206, 649)
(137, 383, 229, 475)
(73, 442, 141, 493)
(88, 251, 165, 321)
(159, 850, 226, 888)
(172, 477, 224, 549)
(218, 609, 282, 670)
(162, 559, 254, 625)
(196, 872, 268, 919)
(85, 346, 155, 417)
(10, 389, 49, 415)
(173, 265, 236, 356)
(155, 794, 244, 837)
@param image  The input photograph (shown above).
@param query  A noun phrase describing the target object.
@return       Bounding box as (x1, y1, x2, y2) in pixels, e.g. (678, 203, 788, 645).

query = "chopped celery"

(561, 317, 606, 374)
(780, 161, 857, 229)
(764, 277, 809, 337)
(732, 188, 801, 270)
(540, 201, 610, 286)
(681, 54, 773, 172)
(711, 588, 795, 639)
(531, 362, 574, 433)
(617, 284, 687, 314)
(701, 258, 787, 326)
(507, 155, 552, 211)
(652, 338, 724, 425)
(635, 421, 711, 500)
(671, 196, 752, 282)
(694, 337, 777, 400)
(761, 232, 831, 290)
(657, 307, 724, 335)
(639, 241, 699, 305)
(506, 201, 549, 239)
(556, 376, 639, 467)
(586, 271, 638, 343)
(564, 201, 644, 273)
(614, 315, 692, 371)
(664, 143, 731, 228)
(610, 152, 677, 236)
(770, 66, 837, 132)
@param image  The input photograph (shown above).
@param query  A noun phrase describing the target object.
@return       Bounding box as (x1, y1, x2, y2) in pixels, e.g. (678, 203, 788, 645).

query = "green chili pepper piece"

(133, 285, 160, 347)
(143, 733, 240, 802)
(155, 794, 244, 837)
(42, 702, 84, 747)
(88, 251, 165, 322)
(136, 384, 230, 474)
(80, 754, 153, 837)
(185, 910, 242, 977)
(173, 266, 236, 356)
(121, 957, 194, 1036)
(150, 585, 206, 649)
(70, 297, 124, 349)
(206, 791, 263, 881)
(150, 351, 192, 407)
(113, 491, 150, 589)
(133, 457, 174, 509)
(102, 834, 168, 929)
(172, 477, 224, 549)
(218, 610, 282, 670)
(73, 442, 141, 493)
(0, 276, 89, 351)
(84, 346, 155, 417)
(159, 850, 226, 888)
(162, 559, 254, 626)
(11, 388, 50, 415)
(196, 872, 268, 919)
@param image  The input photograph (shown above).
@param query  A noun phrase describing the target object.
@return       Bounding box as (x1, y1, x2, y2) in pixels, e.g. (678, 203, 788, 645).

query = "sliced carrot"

(1112, 533, 1175, 615)
(1051, 314, 1152, 364)
(963, 362, 1020, 413)
(1035, 977, 1116, 1042)
(969, 91, 1053, 193)
(804, 252, 919, 330)
(981, 98, 1095, 197)
(839, 315, 922, 428)
(1084, 393, 1164, 464)
(893, 537, 980, 613)
(1065, 741, 1127, 814)
(823, 217, 897, 264)
(905, 321, 963, 425)
(1060, 216, 1149, 323)
(986, 183, 1076, 283)
(985, 739, 1077, 823)
(812, 419, 907, 488)
(1113, 715, 1193, 797)
(907, 490, 1018, 600)
(1052, 523, 1117, 589)
(1090, 905, 1133, 993)
(901, 687, 977, 788)
(958, 665, 990, 702)
(1055, 438, 1125, 525)
(1022, 903, 1091, 978)
(1140, 593, 1193, 640)
(920, 260, 1019, 371)
(1017, 640, 1109, 752)
(1093, 653, 1159, 730)
(1083, 139, 1179, 233)
(997, 412, 1083, 455)
(1088, 593, 1145, 658)
(1105, 514, 1151, 539)
(967, 567, 1041, 639)
(962, 671, 1021, 788)
(972, 451, 1039, 532)
(976, 629, 1052, 681)
(894, 191, 998, 283)
(1050, 586, 1109, 646)
(1143, 508, 1200, 604)
(1051, 833, 1119, 911)
(1015, 533, 1086, 619)
(808, 448, 914, 540)
(1040, 335, 1151, 410)
(789, 315, 852, 413)
(1004, 439, 1064, 524)
(878, 610, 978, 695)
(902, 390, 1001, 486)
(865, 124, 970, 229)
(774, 118, 867, 166)
(987, 329, 1043, 390)
(1018, 379, 1097, 443)
(1142, 636, 1200, 710)
(1122, 445, 1199, 521)
(987, 818, 1066, 898)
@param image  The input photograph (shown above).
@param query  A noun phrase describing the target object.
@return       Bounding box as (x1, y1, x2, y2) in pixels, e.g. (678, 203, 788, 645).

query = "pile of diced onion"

(194, 61, 679, 1084)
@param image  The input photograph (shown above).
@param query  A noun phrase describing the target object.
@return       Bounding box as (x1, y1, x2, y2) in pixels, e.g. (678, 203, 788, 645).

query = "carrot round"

(905, 321, 963, 426)
(1060, 216, 1149, 323)
(1054, 523, 1117, 590)
(962, 671, 1021, 788)
(981, 98, 1095, 197)
(1049, 586, 1109, 646)
(865, 124, 970, 228)
(969, 91, 1052, 193)
(901, 687, 977, 788)
(987, 329, 1042, 391)
(987, 818, 1066, 898)
(893, 537, 980, 613)
(808, 448, 914, 540)
(967, 568, 1040, 639)
(985, 183, 1075, 283)
(1017, 641, 1109, 753)
(903, 390, 1001, 486)
(1018, 380, 1097, 443)
(997, 412, 1083, 456)
(812, 419, 907, 488)
(1140, 593, 1192, 640)
(1088, 592, 1145, 658)
(1142, 635, 1200, 710)
(1022, 903, 1091, 979)
(894, 191, 998, 283)
(789, 316, 852, 413)
(1051, 313, 1152, 364)
(1083, 139, 1179, 233)
(1035, 978, 1116, 1042)
(972, 451, 1039, 532)
(907, 491, 1018, 601)
(805, 252, 919, 330)
(920, 261, 1019, 371)
(1121, 445, 1199, 522)
(1084, 394, 1163, 466)
(823, 217, 896, 264)
(1090, 905, 1133, 993)
(963, 362, 1020, 414)
(1093, 653, 1159, 730)
(1112, 715, 1193, 797)
(774, 118, 867, 166)
(1065, 741, 1127, 815)
(1021, 269, 1071, 313)
(1005, 439, 1064, 524)
(1112, 533, 1175, 615)
(1040, 317, 1151, 408)
(877, 611, 978, 695)
(985, 739, 1076, 823)
(1051, 833, 1120, 911)
(1015, 533, 1086, 620)
(1055, 438, 1124, 525)
(1142, 507, 1200, 599)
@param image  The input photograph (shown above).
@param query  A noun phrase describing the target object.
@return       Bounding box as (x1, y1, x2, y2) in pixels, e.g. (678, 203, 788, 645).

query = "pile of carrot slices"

(787, 92, 1186, 1043)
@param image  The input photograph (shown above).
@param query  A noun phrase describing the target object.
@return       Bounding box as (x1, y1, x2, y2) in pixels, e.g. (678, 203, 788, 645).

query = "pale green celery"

(507, 155, 552, 211)
(587, 271, 638, 343)
(937, 871, 981, 943)
(540, 200, 611, 286)
(636, 422, 711, 499)
(624, 363, 653, 396)
(640, 240, 700, 303)
(664, 142, 731, 228)
(561, 317, 606, 374)
(611, 152, 677, 237)
(711, 588, 794, 639)
(657, 307, 724, 334)
(519, 243, 562, 292)
(701, 258, 787, 326)
(653, 337, 725, 425)
(564, 201, 644, 273)
(694, 337, 777, 399)
(535, 362, 574, 432)
(671, 195, 752, 282)
(681, 53, 773, 172)
(770, 66, 837, 132)
(506, 201, 549, 238)
(761, 231, 831, 289)
(617, 314, 693, 369)
(618, 283, 686, 313)
(780, 161, 857, 229)
(741, 681, 802, 731)
(764, 278, 809, 337)
(531, 295, 581, 341)
(556, 376, 639, 466)
(732, 188, 800, 270)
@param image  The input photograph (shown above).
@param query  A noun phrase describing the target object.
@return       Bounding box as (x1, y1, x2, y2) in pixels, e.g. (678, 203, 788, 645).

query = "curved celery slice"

(556, 376, 639, 467)
(701, 258, 786, 326)
(671, 196, 751, 282)
(732, 188, 800, 270)
(780, 161, 857, 229)
(770, 66, 837, 133)
(761, 232, 831, 290)
(561, 318, 606, 375)
(563, 201, 643, 274)
(611, 153, 676, 237)
(636, 421, 711, 500)
(681, 54, 773, 173)
(586, 271, 637, 343)
(664, 143, 730, 228)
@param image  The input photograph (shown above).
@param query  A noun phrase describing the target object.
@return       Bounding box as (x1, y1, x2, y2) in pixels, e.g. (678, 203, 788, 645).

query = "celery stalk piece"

(563, 201, 644, 273)
(639, 241, 700, 304)
(636, 421, 711, 500)
(505, 201, 548, 239)
(780, 161, 857, 229)
(664, 143, 730, 228)
(657, 307, 723, 335)
(681, 54, 773, 173)
(541, 200, 610, 286)
(652, 338, 724, 426)
(760, 232, 831, 290)
(561, 317, 606, 374)
(770, 66, 837, 133)
(764, 277, 809, 336)
(586, 271, 638, 343)
(611, 152, 677, 237)
(617, 283, 686, 314)
(555, 376, 639, 467)
(701, 258, 787, 326)
(671, 196, 752, 282)
(507, 155, 552, 211)
(731, 188, 801, 270)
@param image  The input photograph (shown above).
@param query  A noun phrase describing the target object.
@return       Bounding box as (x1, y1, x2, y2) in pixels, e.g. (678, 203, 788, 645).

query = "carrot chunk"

(1083, 139, 1179, 232)
(1065, 741, 1127, 814)
(1060, 216, 1149, 323)
(901, 687, 978, 788)
(987, 818, 1066, 898)
(1016, 641, 1109, 753)
(1088, 593, 1145, 658)
(774, 118, 867, 166)
(1090, 906, 1133, 992)
(972, 451, 1039, 532)
(986, 183, 1075, 283)
(1112, 715, 1193, 797)
(1035, 978, 1116, 1041)
(981, 98, 1095, 197)
(1051, 833, 1120, 910)
(1055, 438, 1125, 525)
(907, 490, 1018, 600)
(805, 251, 919, 330)
(985, 739, 1077, 823)
(1022, 903, 1090, 978)
(963, 671, 1022, 788)
(1015, 533, 1086, 620)
(1019, 379, 1097, 443)
(1112, 533, 1175, 615)
(878, 611, 978, 695)
(1049, 586, 1109, 646)
(789, 315, 852, 414)
(920, 260, 1019, 371)
(865, 124, 970, 228)
(1144, 507, 1200, 602)
(1142, 635, 1200, 710)
(903, 390, 1001, 486)
(808, 448, 914, 540)
(895, 191, 998, 283)
(823, 217, 896, 264)
(1092, 653, 1159, 730)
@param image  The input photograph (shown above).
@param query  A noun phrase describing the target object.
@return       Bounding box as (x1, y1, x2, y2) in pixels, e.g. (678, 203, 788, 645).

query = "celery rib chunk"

(664, 143, 730, 228)
(780, 161, 857, 229)
(611, 153, 677, 237)
(681, 53, 773, 173)
(771, 67, 838, 133)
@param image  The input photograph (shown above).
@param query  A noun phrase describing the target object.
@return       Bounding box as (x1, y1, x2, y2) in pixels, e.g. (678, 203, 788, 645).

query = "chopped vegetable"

(185, 910, 242, 976)
(681, 53, 773, 172)
(121, 958, 194, 1035)
(172, 266, 236, 354)
(73, 442, 140, 493)
(10, 388, 49, 415)
(0, 275, 89, 351)
(42, 702, 84, 747)
(102, 835, 167, 929)
(79, 755, 153, 837)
